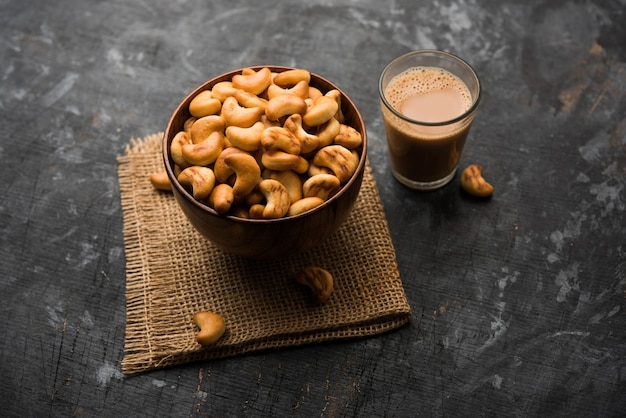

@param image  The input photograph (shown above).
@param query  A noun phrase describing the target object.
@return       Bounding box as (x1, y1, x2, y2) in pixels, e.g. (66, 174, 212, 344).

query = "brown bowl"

(163, 66, 367, 259)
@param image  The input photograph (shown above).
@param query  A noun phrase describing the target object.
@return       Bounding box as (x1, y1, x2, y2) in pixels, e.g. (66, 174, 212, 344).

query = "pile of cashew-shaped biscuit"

(152, 67, 363, 219)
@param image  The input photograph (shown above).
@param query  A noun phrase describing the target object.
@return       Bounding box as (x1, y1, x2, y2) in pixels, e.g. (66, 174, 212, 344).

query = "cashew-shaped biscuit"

(260, 114, 281, 129)
(316, 117, 341, 148)
(273, 69, 311, 87)
(183, 117, 197, 135)
(304, 97, 314, 111)
(209, 183, 235, 214)
(262, 150, 308, 173)
(232, 67, 272, 95)
(189, 90, 222, 117)
(177, 166, 216, 200)
(245, 189, 264, 206)
(221, 96, 263, 128)
(182, 130, 225, 166)
(308, 86, 323, 102)
(224, 152, 261, 200)
(267, 80, 309, 100)
(233, 89, 268, 112)
(460, 164, 494, 197)
(248, 203, 266, 219)
(149, 171, 172, 191)
(288, 196, 325, 217)
(268, 169, 303, 204)
(313, 144, 359, 184)
(261, 126, 301, 155)
(292, 155, 309, 174)
(303, 96, 338, 127)
(171, 130, 192, 168)
(189, 115, 225, 144)
(307, 161, 333, 177)
(333, 124, 362, 149)
(211, 81, 238, 102)
(324, 89, 345, 123)
(214, 147, 247, 183)
(265, 94, 307, 121)
(193, 311, 225, 346)
(225, 121, 265, 152)
(258, 179, 290, 219)
(302, 173, 341, 200)
(283, 114, 319, 154)
(295, 266, 333, 304)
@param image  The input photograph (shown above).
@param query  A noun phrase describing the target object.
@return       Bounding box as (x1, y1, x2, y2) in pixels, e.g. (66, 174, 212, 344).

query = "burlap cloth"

(117, 133, 411, 375)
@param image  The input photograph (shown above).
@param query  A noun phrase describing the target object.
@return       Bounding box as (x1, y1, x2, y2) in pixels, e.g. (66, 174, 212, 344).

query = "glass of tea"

(379, 50, 481, 191)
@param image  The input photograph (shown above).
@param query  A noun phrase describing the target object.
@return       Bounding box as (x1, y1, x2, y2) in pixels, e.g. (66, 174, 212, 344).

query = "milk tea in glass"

(379, 50, 481, 190)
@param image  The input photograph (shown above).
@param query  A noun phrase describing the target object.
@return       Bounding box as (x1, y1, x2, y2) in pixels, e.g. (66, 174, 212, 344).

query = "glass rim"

(378, 49, 482, 127)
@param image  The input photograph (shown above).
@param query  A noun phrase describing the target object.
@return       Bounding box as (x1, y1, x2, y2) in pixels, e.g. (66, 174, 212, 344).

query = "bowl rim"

(162, 65, 368, 224)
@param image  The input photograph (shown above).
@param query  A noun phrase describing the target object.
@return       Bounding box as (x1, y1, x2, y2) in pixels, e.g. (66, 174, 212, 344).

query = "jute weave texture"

(118, 133, 411, 374)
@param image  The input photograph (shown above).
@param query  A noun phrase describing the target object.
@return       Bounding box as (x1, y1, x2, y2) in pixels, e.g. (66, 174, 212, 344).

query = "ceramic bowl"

(163, 66, 367, 258)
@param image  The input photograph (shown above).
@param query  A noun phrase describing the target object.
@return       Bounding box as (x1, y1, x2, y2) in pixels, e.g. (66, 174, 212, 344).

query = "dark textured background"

(1, 0, 625, 416)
